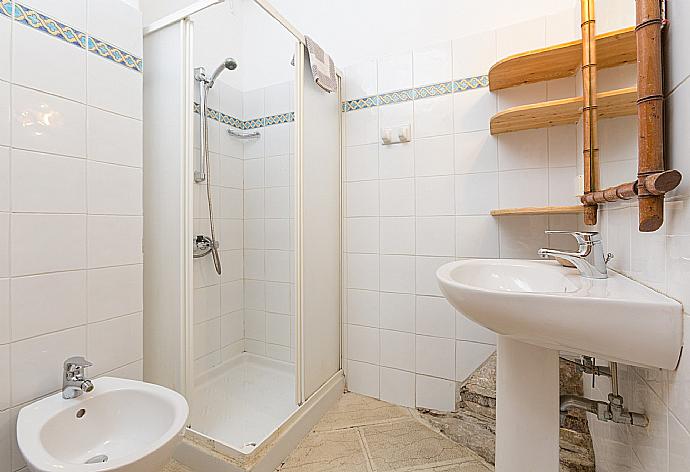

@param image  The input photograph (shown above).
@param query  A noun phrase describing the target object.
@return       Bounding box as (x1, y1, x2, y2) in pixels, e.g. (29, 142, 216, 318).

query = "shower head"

(208, 58, 238, 88)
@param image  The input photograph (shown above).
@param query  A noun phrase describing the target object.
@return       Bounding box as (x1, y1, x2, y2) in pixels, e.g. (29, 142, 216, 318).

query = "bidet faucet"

(62, 356, 94, 399)
(538, 231, 612, 279)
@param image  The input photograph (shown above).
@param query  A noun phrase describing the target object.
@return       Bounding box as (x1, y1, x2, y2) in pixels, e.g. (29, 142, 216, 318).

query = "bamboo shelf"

(490, 87, 637, 135)
(490, 206, 585, 216)
(489, 27, 636, 91)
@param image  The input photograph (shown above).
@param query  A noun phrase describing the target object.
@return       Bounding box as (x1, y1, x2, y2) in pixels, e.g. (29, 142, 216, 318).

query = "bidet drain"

(85, 454, 108, 464)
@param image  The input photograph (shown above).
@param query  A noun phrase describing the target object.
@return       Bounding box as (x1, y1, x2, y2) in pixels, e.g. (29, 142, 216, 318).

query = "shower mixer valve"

(193, 235, 219, 258)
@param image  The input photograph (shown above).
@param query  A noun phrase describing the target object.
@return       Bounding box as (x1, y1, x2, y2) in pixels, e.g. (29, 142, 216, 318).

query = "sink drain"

(85, 454, 108, 464)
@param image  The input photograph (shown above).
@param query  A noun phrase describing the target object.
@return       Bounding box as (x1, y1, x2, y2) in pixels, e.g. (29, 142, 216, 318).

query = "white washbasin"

(17, 377, 189, 472)
(437, 259, 683, 369)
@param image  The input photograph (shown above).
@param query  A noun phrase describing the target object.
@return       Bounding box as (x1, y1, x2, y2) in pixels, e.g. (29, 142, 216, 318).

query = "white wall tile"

(454, 131, 497, 175)
(456, 314, 496, 345)
(267, 313, 290, 346)
(243, 158, 264, 189)
(12, 25, 86, 103)
(87, 264, 142, 323)
(348, 324, 379, 364)
(415, 135, 454, 177)
(0, 82, 8, 146)
(264, 155, 289, 187)
(346, 180, 380, 218)
(0, 279, 8, 344)
(10, 271, 86, 341)
(415, 216, 455, 256)
(414, 95, 453, 138)
(416, 176, 454, 216)
(379, 142, 414, 179)
(380, 367, 415, 408)
(0, 14, 10, 82)
(87, 55, 142, 119)
(0, 345, 8, 410)
(221, 311, 243, 347)
(454, 172, 498, 216)
(456, 341, 495, 382)
(547, 125, 577, 168)
(346, 108, 378, 147)
(379, 255, 415, 293)
(379, 102, 413, 130)
(220, 280, 243, 314)
(10, 326, 86, 405)
(497, 128, 548, 171)
(456, 215, 499, 258)
(344, 60, 377, 101)
(380, 329, 414, 372)
(11, 85, 86, 158)
(11, 149, 86, 213)
(19, 0, 87, 29)
(265, 123, 290, 157)
(87, 312, 142, 377)
(347, 289, 378, 328)
(496, 18, 545, 59)
(266, 187, 291, 218)
(265, 219, 290, 250)
(380, 217, 414, 255)
(347, 253, 379, 291)
(378, 51, 413, 92)
(452, 30, 496, 78)
(497, 82, 546, 111)
(0, 213, 7, 278)
(498, 215, 548, 259)
(88, 0, 143, 56)
(416, 374, 455, 411)
(415, 335, 454, 380)
(346, 144, 378, 181)
(415, 256, 453, 297)
(194, 284, 220, 324)
(347, 217, 379, 254)
(379, 292, 414, 333)
(413, 42, 452, 87)
(266, 282, 290, 315)
(453, 89, 495, 133)
(0, 148, 7, 212)
(498, 169, 548, 208)
(86, 215, 142, 268)
(347, 360, 379, 398)
(265, 82, 292, 116)
(415, 296, 455, 339)
(11, 214, 86, 276)
(380, 179, 414, 216)
(87, 161, 142, 215)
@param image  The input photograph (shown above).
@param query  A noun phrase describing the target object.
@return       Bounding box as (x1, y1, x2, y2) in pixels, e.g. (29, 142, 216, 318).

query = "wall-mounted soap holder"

(381, 125, 411, 145)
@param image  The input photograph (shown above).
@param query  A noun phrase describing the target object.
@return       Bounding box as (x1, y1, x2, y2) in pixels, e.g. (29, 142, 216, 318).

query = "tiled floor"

(163, 393, 494, 472)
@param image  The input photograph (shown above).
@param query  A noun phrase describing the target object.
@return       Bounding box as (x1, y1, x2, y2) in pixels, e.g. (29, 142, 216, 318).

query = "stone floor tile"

(314, 392, 411, 432)
(360, 419, 478, 472)
(161, 460, 194, 472)
(277, 428, 370, 472)
(425, 461, 494, 471)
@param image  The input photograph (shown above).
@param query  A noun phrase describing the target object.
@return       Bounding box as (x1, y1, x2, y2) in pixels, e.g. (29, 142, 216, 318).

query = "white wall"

(0, 1, 144, 471)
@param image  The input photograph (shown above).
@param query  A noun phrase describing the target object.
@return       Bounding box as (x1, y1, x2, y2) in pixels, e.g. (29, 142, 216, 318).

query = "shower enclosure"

(142, 0, 343, 467)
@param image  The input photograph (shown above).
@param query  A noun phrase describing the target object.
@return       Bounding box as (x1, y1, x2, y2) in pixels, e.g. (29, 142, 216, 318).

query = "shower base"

(174, 357, 344, 472)
(189, 353, 298, 454)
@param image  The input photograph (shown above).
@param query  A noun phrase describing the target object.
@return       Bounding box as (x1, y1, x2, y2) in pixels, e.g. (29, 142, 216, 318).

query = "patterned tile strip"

(194, 103, 295, 130)
(343, 75, 489, 112)
(3, 1, 143, 73)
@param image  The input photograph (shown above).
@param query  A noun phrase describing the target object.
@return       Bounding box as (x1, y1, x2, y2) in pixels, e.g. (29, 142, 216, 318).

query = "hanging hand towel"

(305, 36, 337, 93)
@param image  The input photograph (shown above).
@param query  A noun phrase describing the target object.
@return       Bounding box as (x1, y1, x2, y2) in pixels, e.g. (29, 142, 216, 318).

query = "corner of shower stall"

(142, 1, 344, 470)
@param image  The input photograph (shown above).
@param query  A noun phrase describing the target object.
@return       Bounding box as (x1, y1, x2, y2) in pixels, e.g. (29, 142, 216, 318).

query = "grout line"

(356, 427, 376, 472)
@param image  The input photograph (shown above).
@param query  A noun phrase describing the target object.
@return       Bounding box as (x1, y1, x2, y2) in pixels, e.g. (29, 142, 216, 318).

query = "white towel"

(305, 36, 337, 93)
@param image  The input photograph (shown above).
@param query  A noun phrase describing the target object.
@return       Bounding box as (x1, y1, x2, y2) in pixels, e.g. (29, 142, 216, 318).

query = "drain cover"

(85, 454, 108, 464)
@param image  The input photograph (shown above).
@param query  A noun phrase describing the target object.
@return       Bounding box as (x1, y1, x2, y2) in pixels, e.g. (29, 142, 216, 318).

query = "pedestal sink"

(17, 377, 189, 472)
(437, 259, 682, 472)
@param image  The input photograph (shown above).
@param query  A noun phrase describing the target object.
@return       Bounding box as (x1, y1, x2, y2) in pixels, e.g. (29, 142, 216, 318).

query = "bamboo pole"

(636, 0, 665, 232)
(581, 170, 681, 205)
(581, 0, 599, 225)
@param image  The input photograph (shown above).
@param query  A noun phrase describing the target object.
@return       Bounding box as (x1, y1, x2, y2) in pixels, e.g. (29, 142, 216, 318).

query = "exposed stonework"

(418, 353, 596, 472)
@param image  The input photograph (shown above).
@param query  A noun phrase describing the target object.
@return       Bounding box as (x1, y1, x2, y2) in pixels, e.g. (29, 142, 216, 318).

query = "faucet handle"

(64, 356, 93, 372)
(545, 230, 600, 245)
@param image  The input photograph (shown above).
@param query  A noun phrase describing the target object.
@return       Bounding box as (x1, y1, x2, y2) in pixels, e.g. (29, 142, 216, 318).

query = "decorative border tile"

(2, 1, 143, 73)
(342, 75, 489, 112)
(87, 36, 143, 73)
(194, 104, 295, 130)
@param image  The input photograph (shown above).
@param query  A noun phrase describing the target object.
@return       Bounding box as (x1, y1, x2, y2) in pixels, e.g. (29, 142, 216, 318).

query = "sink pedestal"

(495, 337, 560, 472)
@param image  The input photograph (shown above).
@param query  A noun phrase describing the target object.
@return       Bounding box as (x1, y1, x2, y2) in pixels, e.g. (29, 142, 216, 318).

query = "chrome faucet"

(62, 357, 94, 399)
(538, 231, 612, 279)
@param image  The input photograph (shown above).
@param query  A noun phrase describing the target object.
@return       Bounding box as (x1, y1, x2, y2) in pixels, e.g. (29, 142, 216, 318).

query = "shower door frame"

(177, 0, 344, 415)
